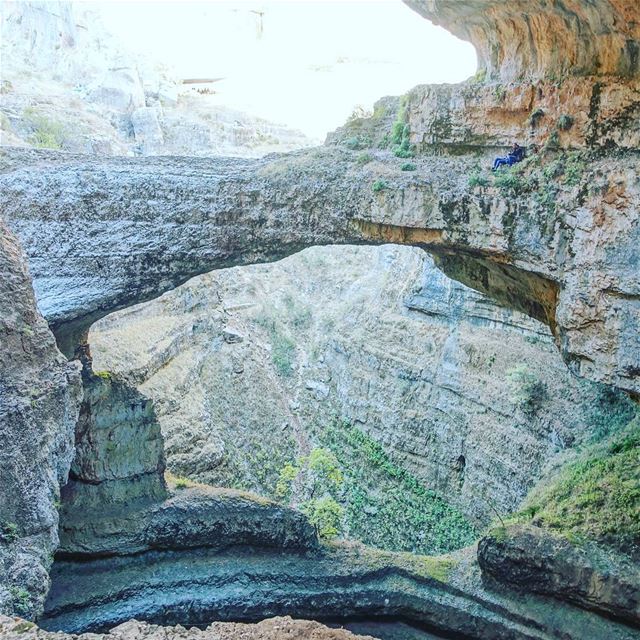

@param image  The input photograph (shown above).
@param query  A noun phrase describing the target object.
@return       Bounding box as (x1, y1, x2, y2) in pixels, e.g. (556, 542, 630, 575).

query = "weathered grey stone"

(0, 221, 82, 618)
(1, 138, 638, 395)
(58, 484, 317, 559)
(40, 544, 639, 640)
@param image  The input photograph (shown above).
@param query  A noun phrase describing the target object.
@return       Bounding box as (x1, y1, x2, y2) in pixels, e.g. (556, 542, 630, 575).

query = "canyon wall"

(0, 222, 82, 618)
(89, 247, 625, 532)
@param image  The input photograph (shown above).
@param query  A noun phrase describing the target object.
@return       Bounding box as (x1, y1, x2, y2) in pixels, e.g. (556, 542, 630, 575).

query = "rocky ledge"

(479, 525, 640, 627)
(40, 541, 639, 640)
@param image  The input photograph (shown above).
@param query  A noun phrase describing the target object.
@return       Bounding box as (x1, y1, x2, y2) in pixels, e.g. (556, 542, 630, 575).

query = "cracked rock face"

(404, 0, 640, 81)
(0, 222, 82, 618)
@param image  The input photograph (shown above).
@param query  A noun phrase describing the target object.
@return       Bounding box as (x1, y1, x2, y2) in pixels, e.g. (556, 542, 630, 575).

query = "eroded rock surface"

(2, 137, 638, 394)
(40, 543, 640, 640)
(403, 0, 640, 81)
(0, 222, 82, 618)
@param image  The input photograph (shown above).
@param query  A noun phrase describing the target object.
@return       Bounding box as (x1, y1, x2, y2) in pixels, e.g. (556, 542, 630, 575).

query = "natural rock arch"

(1, 143, 638, 395)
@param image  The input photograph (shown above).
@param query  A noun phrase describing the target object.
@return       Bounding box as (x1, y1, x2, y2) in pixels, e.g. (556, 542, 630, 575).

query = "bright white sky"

(96, 0, 476, 138)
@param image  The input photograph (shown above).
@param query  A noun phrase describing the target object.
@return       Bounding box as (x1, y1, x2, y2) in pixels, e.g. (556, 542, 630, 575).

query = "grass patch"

(23, 108, 67, 149)
(508, 415, 640, 550)
(468, 171, 488, 188)
(356, 152, 373, 165)
(400, 162, 416, 171)
(255, 314, 297, 377)
(493, 168, 527, 195)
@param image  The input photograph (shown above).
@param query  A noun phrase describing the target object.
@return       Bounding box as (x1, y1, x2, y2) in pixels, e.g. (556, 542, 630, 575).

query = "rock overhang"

(403, 0, 640, 82)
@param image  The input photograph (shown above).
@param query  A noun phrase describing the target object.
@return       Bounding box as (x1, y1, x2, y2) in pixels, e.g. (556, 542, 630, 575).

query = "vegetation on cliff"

(508, 410, 639, 552)
(319, 420, 477, 554)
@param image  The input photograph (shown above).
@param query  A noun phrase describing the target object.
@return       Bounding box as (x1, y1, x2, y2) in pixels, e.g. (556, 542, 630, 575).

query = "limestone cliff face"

(89, 247, 623, 530)
(403, 0, 640, 81)
(0, 2, 316, 157)
(0, 222, 82, 618)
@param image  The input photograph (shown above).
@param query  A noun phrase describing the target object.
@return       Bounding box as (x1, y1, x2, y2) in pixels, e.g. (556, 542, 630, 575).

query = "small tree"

(275, 448, 344, 539)
(301, 495, 344, 539)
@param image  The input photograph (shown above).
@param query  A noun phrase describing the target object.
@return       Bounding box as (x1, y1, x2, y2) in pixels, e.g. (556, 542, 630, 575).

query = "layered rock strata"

(478, 525, 640, 628)
(89, 247, 625, 529)
(40, 543, 640, 640)
(0, 222, 82, 618)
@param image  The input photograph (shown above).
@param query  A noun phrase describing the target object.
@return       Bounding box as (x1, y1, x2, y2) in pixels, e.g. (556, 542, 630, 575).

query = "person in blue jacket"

(492, 142, 525, 171)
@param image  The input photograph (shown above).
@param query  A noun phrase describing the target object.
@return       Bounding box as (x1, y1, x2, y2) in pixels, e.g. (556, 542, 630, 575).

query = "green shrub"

(506, 365, 548, 415)
(356, 152, 373, 165)
(544, 129, 560, 151)
(0, 521, 19, 543)
(372, 179, 389, 193)
(468, 171, 488, 188)
(528, 108, 545, 127)
(319, 420, 477, 554)
(557, 114, 574, 131)
(275, 462, 299, 500)
(94, 370, 112, 380)
(9, 587, 31, 617)
(589, 386, 638, 443)
(276, 448, 345, 539)
(343, 134, 372, 151)
(271, 332, 296, 376)
(24, 109, 66, 150)
(493, 169, 525, 195)
(391, 120, 406, 146)
(400, 162, 416, 171)
(563, 152, 586, 186)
